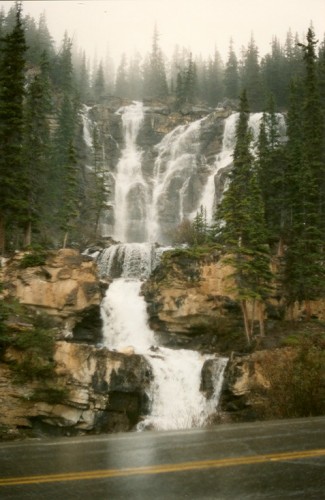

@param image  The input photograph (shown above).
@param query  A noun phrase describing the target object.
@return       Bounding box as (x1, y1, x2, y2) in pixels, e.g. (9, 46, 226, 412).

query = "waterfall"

(89, 103, 285, 432)
(82, 103, 286, 244)
(197, 112, 239, 222)
(147, 118, 205, 243)
(196, 111, 286, 222)
(98, 242, 227, 431)
(81, 104, 94, 150)
(113, 102, 148, 243)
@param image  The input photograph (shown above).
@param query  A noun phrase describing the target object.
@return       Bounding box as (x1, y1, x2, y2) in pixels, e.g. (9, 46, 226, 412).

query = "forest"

(0, 2, 324, 336)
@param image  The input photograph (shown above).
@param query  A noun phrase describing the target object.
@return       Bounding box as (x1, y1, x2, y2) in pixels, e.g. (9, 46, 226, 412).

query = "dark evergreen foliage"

(214, 91, 271, 342)
(143, 25, 168, 99)
(284, 28, 325, 310)
(0, 1, 27, 252)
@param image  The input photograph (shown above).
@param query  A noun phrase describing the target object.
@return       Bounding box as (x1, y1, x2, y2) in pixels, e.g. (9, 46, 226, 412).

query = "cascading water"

(82, 102, 286, 244)
(113, 102, 148, 243)
(87, 103, 286, 431)
(197, 112, 239, 222)
(98, 242, 228, 431)
(197, 111, 286, 222)
(147, 118, 205, 243)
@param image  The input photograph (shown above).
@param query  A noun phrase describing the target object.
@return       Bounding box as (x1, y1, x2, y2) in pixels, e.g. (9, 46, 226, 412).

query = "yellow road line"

(0, 448, 324, 487)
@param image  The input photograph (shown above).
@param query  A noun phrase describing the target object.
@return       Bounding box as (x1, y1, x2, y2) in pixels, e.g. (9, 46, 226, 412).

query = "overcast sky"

(1, 0, 325, 65)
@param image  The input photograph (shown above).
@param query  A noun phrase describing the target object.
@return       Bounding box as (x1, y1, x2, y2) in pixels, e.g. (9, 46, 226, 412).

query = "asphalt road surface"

(0, 417, 324, 499)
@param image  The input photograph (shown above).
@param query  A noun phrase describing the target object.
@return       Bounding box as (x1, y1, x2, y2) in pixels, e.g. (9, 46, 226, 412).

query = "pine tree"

(192, 205, 209, 245)
(256, 95, 287, 249)
(58, 142, 80, 248)
(215, 90, 271, 341)
(284, 28, 325, 314)
(23, 51, 52, 246)
(205, 49, 224, 106)
(88, 125, 109, 238)
(143, 25, 168, 98)
(240, 35, 264, 111)
(49, 33, 80, 244)
(92, 61, 106, 101)
(0, 1, 27, 253)
(224, 39, 239, 101)
(260, 37, 287, 109)
(175, 53, 198, 108)
(114, 53, 129, 97)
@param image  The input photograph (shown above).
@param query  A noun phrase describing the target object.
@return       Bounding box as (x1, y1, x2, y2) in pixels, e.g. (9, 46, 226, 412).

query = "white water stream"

(85, 103, 285, 431)
(99, 243, 228, 431)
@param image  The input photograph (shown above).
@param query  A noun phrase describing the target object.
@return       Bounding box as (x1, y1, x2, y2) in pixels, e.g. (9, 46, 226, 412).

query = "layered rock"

(142, 250, 244, 352)
(1, 249, 104, 342)
(0, 342, 152, 438)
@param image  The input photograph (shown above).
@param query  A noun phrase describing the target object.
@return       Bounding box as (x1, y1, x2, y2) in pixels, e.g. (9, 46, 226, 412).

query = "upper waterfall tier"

(82, 103, 286, 245)
(113, 102, 147, 243)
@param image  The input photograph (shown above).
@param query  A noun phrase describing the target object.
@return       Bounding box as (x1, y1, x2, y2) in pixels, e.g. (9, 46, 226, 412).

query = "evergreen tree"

(75, 50, 90, 102)
(224, 39, 239, 100)
(205, 49, 224, 106)
(51, 31, 73, 92)
(284, 28, 325, 314)
(0, 1, 27, 253)
(143, 25, 168, 98)
(175, 53, 198, 107)
(49, 33, 80, 244)
(215, 90, 271, 341)
(23, 51, 52, 246)
(127, 52, 143, 99)
(88, 126, 109, 237)
(58, 142, 80, 248)
(114, 53, 129, 97)
(92, 60, 106, 101)
(256, 95, 286, 248)
(240, 35, 264, 111)
(192, 205, 209, 245)
(261, 37, 287, 109)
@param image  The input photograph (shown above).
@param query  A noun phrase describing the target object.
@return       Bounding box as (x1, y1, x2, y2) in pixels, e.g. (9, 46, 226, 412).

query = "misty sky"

(1, 0, 325, 65)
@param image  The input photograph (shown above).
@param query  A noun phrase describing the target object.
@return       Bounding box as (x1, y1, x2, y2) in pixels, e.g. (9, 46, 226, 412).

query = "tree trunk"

(63, 231, 69, 249)
(250, 298, 256, 337)
(305, 300, 312, 321)
(23, 220, 32, 248)
(0, 213, 5, 256)
(258, 303, 265, 336)
(277, 237, 284, 257)
(240, 300, 251, 344)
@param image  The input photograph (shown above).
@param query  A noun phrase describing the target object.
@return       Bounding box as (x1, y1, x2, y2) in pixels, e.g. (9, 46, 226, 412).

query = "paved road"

(0, 417, 324, 499)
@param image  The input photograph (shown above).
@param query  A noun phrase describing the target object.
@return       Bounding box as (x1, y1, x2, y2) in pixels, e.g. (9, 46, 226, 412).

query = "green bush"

(19, 250, 47, 269)
(257, 334, 325, 418)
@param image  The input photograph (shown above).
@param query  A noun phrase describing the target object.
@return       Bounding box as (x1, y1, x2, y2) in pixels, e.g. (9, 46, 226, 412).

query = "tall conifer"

(215, 90, 271, 341)
(284, 28, 325, 313)
(0, 1, 27, 252)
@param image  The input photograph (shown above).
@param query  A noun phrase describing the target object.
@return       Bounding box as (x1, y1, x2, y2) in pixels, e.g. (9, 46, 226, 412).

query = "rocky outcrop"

(1, 249, 104, 342)
(142, 248, 325, 353)
(218, 345, 325, 422)
(142, 249, 245, 352)
(0, 342, 152, 438)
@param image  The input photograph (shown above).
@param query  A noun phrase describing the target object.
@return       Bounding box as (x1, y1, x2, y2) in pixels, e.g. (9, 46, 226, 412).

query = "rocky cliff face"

(0, 249, 153, 439)
(1, 249, 104, 343)
(0, 342, 152, 438)
(142, 249, 244, 352)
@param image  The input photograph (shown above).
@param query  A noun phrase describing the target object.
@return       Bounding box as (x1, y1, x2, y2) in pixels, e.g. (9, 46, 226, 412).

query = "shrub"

(256, 334, 325, 418)
(19, 249, 47, 269)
